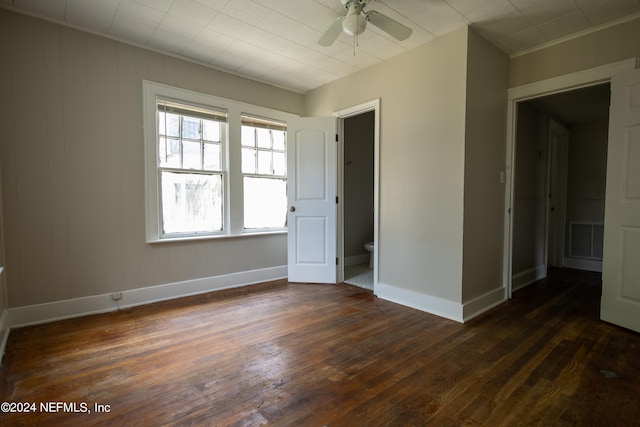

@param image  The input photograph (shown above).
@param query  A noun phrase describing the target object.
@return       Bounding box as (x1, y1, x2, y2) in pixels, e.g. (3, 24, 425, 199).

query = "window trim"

(143, 80, 296, 243)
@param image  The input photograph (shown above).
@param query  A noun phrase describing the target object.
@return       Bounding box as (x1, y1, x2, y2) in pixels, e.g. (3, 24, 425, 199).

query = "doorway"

(341, 111, 375, 290)
(503, 59, 636, 297)
(335, 100, 380, 290)
(510, 83, 611, 292)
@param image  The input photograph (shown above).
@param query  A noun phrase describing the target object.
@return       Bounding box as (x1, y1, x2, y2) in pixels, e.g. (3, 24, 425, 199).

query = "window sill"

(147, 229, 287, 244)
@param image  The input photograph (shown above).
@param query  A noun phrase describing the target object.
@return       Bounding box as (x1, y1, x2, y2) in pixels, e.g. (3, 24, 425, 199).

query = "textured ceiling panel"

(3, 0, 640, 92)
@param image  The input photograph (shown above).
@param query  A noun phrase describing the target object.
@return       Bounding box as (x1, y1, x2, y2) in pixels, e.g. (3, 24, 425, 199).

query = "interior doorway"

(335, 100, 380, 291)
(510, 83, 611, 292)
(341, 111, 375, 290)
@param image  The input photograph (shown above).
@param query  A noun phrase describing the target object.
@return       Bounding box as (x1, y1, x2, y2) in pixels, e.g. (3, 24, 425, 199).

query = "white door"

(287, 117, 337, 283)
(546, 119, 569, 267)
(601, 68, 640, 333)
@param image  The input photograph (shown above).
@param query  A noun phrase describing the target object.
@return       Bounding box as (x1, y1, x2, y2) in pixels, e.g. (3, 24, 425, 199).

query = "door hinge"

(336, 134, 339, 142)
(508, 207, 512, 214)
(336, 196, 339, 204)
(336, 257, 339, 265)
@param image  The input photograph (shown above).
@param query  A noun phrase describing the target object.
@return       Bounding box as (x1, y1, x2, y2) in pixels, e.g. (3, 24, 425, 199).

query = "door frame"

(334, 99, 380, 290)
(503, 58, 637, 298)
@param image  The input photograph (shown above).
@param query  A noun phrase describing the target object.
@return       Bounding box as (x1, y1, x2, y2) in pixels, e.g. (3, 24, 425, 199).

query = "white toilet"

(364, 242, 374, 269)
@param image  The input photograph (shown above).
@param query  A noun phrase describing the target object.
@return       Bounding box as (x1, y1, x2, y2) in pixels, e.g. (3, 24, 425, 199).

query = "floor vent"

(569, 222, 604, 260)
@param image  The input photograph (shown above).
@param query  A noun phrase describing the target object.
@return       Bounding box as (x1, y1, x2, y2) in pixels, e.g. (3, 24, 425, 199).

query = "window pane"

(273, 130, 285, 151)
(242, 147, 256, 173)
(256, 128, 271, 148)
(257, 150, 271, 175)
(183, 140, 202, 169)
(241, 126, 255, 147)
(204, 143, 220, 171)
(165, 113, 180, 137)
(243, 177, 287, 229)
(202, 120, 220, 142)
(182, 117, 200, 139)
(273, 152, 286, 176)
(161, 171, 223, 234)
(159, 137, 181, 167)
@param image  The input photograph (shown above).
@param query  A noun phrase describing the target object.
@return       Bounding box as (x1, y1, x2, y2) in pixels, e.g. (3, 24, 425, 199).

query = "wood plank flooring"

(1, 269, 639, 426)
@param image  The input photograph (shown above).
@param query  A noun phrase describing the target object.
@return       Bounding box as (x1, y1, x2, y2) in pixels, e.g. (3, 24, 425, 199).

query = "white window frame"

(143, 80, 297, 243)
(241, 114, 288, 231)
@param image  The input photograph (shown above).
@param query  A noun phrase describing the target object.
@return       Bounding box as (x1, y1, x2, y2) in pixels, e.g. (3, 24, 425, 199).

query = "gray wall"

(462, 29, 508, 304)
(566, 120, 608, 226)
(0, 10, 303, 309)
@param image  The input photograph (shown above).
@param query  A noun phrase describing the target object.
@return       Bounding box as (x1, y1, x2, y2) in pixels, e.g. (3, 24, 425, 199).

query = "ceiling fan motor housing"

(342, 2, 367, 36)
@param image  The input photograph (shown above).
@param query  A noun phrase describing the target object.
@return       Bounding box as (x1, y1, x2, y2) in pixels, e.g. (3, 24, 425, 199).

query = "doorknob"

(289, 206, 296, 212)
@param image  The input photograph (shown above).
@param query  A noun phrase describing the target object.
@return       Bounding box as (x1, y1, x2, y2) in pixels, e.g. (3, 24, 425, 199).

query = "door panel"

(601, 68, 640, 333)
(287, 117, 337, 283)
(547, 119, 569, 267)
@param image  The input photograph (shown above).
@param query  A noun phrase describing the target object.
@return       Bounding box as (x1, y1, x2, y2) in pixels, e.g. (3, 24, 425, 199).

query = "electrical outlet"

(111, 292, 123, 301)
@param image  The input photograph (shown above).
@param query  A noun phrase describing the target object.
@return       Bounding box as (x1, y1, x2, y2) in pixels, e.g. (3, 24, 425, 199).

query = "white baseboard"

(563, 257, 602, 272)
(375, 282, 464, 322)
(8, 266, 287, 328)
(462, 287, 506, 322)
(0, 309, 8, 366)
(512, 264, 547, 291)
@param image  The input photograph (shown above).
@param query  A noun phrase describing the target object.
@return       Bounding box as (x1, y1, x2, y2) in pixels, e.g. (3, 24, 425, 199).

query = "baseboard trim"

(0, 309, 8, 366)
(8, 266, 287, 328)
(462, 287, 506, 322)
(375, 282, 463, 323)
(563, 257, 602, 272)
(512, 265, 547, 291)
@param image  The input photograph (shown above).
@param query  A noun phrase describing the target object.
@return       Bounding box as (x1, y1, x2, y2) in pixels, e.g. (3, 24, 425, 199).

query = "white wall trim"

(507, 58, 638, 100)
(375, 282, 464, 323)
(7, 266, 286, 328)
(512, 265, 547, 292)
(563, 257, 602, 272)
(462, 287, 506, 322)
(0, 309, 8, 365)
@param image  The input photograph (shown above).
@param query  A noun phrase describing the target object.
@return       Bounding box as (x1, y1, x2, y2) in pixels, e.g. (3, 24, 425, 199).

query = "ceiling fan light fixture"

(342, 4, 366, 36)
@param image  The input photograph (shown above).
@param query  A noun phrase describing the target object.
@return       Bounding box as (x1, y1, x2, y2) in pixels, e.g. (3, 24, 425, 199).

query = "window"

(156, 100, 227, 236)
(241, 115, 287, 230)
(144, 81, 295, 242)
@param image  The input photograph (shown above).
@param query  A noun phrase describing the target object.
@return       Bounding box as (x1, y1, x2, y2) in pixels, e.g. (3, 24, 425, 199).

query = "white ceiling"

(2, 0, 640, 93)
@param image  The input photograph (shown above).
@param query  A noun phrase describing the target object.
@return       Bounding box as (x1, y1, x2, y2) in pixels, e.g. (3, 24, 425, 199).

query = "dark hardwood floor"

(1, 269, 639, 426)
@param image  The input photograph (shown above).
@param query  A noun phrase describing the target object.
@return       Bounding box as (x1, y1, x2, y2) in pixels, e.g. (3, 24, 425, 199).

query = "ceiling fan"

(318, 0, 413, 47)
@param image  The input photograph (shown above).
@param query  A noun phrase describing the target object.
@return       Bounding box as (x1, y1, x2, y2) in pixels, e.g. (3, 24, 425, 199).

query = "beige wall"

(461, 29, 508, 303)
(306, 27, 469, 302)
(0, 10, 303, 309)
(509, 16, 640, 88)
(306, 27, 508, 310)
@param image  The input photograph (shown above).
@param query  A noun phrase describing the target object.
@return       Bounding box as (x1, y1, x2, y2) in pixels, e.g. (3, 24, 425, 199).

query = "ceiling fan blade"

(366, 10, 412, 41)
(318, 17, 345, 46)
